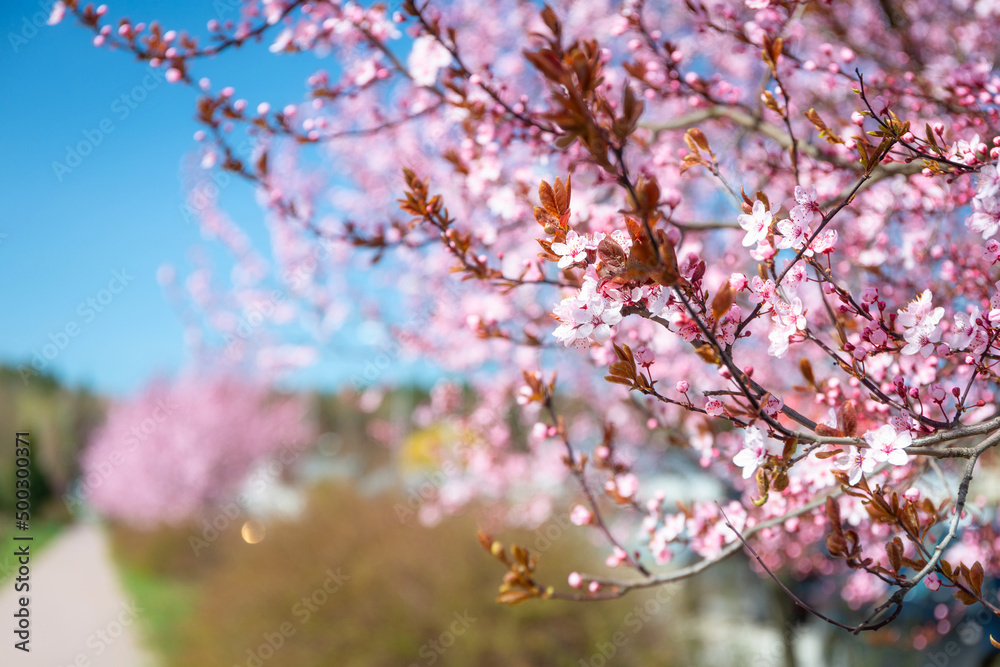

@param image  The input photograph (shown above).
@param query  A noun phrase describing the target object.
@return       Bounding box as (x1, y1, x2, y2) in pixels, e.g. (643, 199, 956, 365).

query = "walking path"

(0, 522, 156, 666)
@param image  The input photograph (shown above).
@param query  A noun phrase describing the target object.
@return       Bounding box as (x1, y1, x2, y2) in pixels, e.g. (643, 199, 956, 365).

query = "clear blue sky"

(0, 0, 435, 396)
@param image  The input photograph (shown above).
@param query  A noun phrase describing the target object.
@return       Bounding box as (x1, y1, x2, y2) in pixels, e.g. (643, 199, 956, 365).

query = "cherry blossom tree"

(52, 0, 1000, 647)
(78, 373, 314, 525)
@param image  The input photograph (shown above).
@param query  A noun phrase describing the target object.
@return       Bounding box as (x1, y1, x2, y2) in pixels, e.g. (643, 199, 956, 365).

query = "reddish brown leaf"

(497, 589, 534, 605)
(837, 400, 858, 437)
(826, 497, 842, 527)
(886, 538, 903, 572)
(477, 529, 493, 552)
(799, 358, 817, 388)
(538, 180, 557, 214)
(609, 361, 635, 379)
(954, 589, 979, 606)
(553, 175, 571, 215)
(971, 561, 985, 595)
(711, 280, 733, 322)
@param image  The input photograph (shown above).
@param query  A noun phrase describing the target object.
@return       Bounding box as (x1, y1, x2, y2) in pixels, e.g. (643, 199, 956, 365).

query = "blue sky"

(0, 1, 436, 396)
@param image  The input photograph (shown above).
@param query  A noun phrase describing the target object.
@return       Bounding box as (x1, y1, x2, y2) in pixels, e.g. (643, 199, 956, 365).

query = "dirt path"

(0, 522, 157, 666)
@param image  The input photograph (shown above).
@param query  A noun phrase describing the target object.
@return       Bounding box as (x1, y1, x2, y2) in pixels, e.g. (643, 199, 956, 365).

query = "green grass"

(115, 562, 200, 663)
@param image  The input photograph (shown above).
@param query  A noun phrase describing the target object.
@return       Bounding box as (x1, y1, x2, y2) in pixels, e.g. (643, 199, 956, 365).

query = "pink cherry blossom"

(898, 290, 945, 356)
(863, 424, 912, 467)
(552, 277, 624, 348)
(738, 199, 776, 247)
(408, 35, 452, 87)
(550, 231, 589, 269)
(733, 425, 768, 479)
(842, 446, 877, 485)
(704, 397, 725, 417)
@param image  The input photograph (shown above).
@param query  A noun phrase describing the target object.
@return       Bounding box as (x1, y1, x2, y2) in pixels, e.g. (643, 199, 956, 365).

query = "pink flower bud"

(570, 505, 593, 526)
(165, 68, 182, 83)
(605, 546, 627, 568)
(47, 1, 66, 26)
(568, 572, 583, 589)
(676, 381, 689, 394)
(635, 346, 654, 366)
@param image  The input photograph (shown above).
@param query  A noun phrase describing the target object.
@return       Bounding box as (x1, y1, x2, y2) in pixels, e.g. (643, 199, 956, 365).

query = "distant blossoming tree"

(79, 373, 314, 525)
(53, 0, 1000, 647)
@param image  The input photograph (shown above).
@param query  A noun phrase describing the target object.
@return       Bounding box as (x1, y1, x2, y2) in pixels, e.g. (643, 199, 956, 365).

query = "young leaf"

(711, 280, 733, 322)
